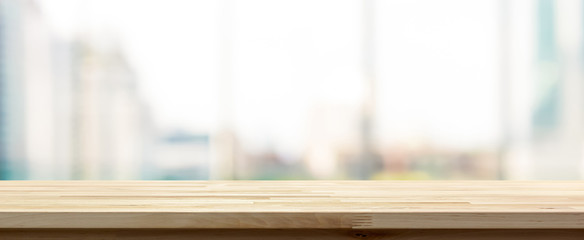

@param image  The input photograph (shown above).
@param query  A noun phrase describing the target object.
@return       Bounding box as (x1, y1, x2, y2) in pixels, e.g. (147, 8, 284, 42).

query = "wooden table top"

(1, 181, 583, 229)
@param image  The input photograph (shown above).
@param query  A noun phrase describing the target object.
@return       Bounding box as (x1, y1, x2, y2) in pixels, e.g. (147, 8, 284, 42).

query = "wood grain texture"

(1, 229, 584, 240)
(0, 181, 583, 229)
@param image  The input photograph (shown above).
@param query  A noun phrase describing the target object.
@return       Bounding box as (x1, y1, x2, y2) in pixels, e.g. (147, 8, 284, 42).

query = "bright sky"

(39, 0, 501, 152)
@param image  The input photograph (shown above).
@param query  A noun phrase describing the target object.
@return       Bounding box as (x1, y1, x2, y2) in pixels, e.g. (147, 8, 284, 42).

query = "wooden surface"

(1, 229, 584, 240)
(1, 181, 583, 229)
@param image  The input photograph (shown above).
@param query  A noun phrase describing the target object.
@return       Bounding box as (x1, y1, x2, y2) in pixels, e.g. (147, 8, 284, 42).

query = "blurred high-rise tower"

(503, 0, 584, 180)
(0, 0, 76, 180)
(71, 35, 146, 180)
(0, 0, 26, 179)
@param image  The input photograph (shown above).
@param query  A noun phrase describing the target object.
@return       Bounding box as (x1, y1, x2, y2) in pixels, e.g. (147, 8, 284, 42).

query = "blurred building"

(3, 0, 584, 181)
(503, 0, 584, 180)
(304, 104, 361, 179)
(145, 130, 210, 180)
(71, 35, 147, 180)
(0, 0, 66, 180)
(21, 0, 64, 180)
(0, 0, 26, 179)
(531, 0, 584, 179)
(0, 0, 148, 180)
(50, 36, 75, 180)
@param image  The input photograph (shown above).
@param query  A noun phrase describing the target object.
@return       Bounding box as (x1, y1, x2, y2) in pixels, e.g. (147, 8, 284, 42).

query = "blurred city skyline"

(1, 0, 584, 180)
